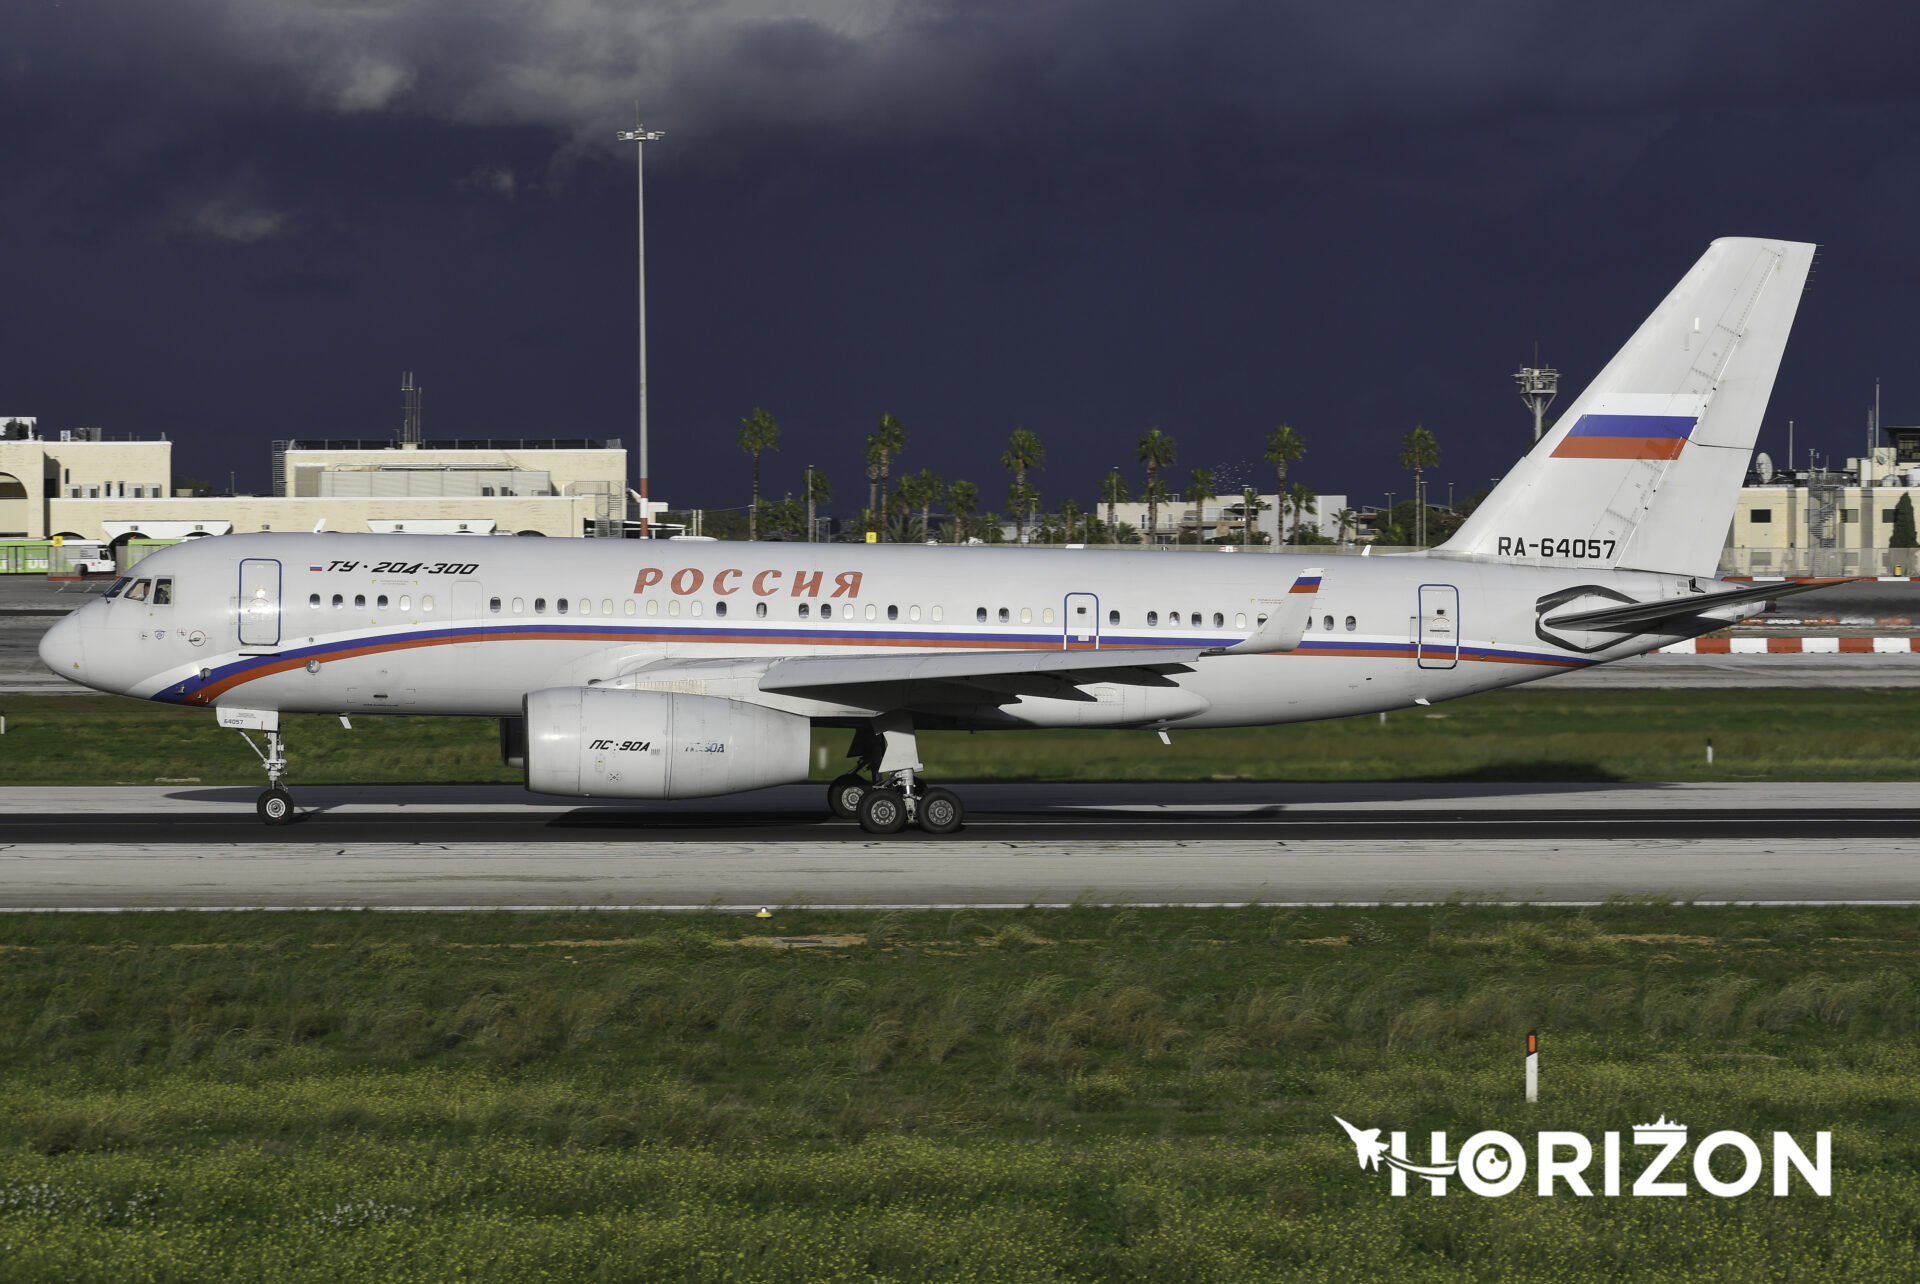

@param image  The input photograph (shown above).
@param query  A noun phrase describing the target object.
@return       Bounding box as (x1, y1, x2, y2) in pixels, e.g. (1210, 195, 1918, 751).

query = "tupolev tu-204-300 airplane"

(41, 238, 1830, 834)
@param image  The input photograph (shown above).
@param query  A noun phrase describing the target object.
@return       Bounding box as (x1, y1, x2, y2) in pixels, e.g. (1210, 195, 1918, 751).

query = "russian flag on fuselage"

(1550, 413, 1698, 460)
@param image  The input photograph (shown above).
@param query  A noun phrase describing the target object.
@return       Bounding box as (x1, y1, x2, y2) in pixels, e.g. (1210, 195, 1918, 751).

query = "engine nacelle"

(524, 687, 811, 799)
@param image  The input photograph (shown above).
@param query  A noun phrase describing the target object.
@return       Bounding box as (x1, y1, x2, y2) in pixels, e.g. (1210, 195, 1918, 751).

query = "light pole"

(617, 117, 664, 537)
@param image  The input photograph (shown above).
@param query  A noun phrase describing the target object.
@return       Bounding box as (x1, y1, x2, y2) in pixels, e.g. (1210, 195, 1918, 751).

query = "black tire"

(857, 787, 909, 835)
(918, 787, 964, 834)
(827, 773, 868, 820)
(257, 787, 293, 825)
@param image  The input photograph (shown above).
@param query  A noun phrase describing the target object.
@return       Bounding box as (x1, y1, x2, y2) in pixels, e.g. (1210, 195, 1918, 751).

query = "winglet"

(1209, 567, 1324, 655)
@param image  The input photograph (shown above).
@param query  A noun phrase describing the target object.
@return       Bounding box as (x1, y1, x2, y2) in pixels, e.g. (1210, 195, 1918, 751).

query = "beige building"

(2, 423, 647, 544)
(1724, 430, 1920, 576)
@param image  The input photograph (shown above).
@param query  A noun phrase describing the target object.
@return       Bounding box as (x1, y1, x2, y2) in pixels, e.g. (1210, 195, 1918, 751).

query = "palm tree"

(1060, 497, 1083, 544)
(1265, 424, 1305, 505)
(867, 413, 907, 540)
(803, 465, 831, 543)
(947, 479, 979, 544)
(1335, 507, 1358, 546)
(908, 468, 944, 542)
(1139, 475, 1171, 545)
(736, 407, 780, 541)
(1134, 429, 1177, 543)
(1185, 468, 1217, 542)
(1398, 424, 1441, 546)
(1000, 429, 1046, 544)
(1100, 468, 1130, 545)
(1239, 486, 1269, 545)
(1287, 482, 1318, 543)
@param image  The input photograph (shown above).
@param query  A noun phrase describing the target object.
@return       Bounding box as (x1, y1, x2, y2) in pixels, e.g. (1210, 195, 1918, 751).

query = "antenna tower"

(400, 372, 423, 445)
(1514, 342, 1559, 444)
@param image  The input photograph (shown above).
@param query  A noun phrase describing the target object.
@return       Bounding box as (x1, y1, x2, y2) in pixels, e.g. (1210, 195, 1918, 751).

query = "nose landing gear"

(236, 726, 295, 826)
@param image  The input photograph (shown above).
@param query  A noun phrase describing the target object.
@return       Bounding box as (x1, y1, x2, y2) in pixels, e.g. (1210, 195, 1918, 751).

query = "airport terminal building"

(1, 417, 648, 553)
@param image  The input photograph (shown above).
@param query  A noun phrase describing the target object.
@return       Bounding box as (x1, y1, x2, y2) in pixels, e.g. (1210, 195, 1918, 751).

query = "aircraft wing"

(758, 646, 1205, 697)
(1541, 577, 1861, 630)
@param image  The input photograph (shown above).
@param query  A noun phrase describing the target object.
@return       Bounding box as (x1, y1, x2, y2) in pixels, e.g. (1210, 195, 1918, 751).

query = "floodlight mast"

(617, 118, 665, 536)
(1515, 344, 1559, 445)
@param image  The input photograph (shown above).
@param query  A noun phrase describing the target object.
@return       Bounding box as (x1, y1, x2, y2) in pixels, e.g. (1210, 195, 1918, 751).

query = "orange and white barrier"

(1658, 636, 1920, 654)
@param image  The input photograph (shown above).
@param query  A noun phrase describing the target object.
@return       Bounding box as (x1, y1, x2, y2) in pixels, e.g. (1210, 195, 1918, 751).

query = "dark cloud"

(5, 2, 1920, 510)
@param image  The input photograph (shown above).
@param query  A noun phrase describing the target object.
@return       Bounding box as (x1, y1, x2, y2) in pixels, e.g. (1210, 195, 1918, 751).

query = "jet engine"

(523, 687, 811, 799)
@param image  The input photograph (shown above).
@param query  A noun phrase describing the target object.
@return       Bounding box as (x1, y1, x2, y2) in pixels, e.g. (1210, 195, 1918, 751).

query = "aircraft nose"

(38, 610, 86, 680)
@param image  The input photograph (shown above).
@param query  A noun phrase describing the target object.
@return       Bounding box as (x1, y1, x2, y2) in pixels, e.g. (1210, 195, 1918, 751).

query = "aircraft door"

(1063, 592, 1100, 650)
(1414, 583, 1459, 669)
(237, 558, 281, 648)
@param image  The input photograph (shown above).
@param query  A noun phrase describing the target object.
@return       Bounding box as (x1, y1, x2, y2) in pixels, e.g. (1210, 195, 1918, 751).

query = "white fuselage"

(40, 533, 1702, 729)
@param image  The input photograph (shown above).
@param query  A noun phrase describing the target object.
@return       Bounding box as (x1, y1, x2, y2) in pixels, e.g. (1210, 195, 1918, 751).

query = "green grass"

(2, 905, 1919, 1280)
(4, 688, 1920, 785)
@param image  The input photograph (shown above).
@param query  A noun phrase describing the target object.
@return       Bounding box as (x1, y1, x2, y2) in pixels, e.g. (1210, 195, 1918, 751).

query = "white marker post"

(1526, 1031, 1539, 1103)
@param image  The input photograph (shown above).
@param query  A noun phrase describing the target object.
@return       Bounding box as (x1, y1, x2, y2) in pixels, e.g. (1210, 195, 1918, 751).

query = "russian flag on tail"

(1290, 569, 1324, 594)
(1551, 414, 1698, 460)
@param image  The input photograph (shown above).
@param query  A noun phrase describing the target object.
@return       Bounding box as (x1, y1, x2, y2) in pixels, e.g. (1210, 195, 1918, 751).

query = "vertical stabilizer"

(1439, 238, 1816, 577)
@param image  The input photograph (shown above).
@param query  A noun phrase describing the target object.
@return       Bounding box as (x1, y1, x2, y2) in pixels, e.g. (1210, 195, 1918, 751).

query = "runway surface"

(4, 782, 1917, 909)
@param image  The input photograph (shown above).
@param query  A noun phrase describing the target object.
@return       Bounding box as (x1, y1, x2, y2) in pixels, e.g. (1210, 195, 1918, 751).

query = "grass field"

(5, 687, 1920, 786)
(2, 904, 1917, 1280)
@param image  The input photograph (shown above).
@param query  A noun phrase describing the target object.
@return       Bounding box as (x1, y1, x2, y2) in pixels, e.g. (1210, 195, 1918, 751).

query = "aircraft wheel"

(257, 787, 293, 826)
(827, 773, 868, 820)
(857, 787, 909, 835)
(918, 787, 964, 834)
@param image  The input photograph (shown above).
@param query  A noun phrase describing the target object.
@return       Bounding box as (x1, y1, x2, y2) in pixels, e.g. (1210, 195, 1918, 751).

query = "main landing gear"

(827, 715, 965, 836)
(236, 726, 295, 826)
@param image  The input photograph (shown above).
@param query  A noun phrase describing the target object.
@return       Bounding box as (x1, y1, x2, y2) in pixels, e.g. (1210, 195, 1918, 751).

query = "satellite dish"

(1755, 451, 1775, 483)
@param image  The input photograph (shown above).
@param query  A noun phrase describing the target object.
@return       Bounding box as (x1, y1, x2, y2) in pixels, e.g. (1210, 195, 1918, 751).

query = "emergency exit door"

(237, 558, 282, 648)
(1414, 583, 1459, 669)
(1063, 592, 1100, 649)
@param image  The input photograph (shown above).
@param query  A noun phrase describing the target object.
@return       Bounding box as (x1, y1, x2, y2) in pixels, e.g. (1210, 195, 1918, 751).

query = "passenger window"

(1211, 612, 1222, 628)
(1189, 613, 1201, 627)
(105, 577, 129, 599)
(624, 600, 636, 616)
(1257, 614, 1268, 626)
(512, 597, 524, 614)
(1020, 608, 1032, 624)
(422, 596, 433, 612)
(799, 603, 811, 619)
(331, 594, 343, 610)
(127, 579, 150, 602)
(691, 601, 703, 617)
(1234, 613, 1247, 629)
(309, 593, 321, 609)
(399, 595, 412, 612)
(998, 608, 1010, 623)
(888, 605, 899, 621)
(354, 594, 367, 611)
(755, 602, 767, 618)
(377, 595, 389, 610)
(1108, 610, 1120, 625)
(153, 578, 173, 605)
(601, 599, 613, 616)
(1345, 615, 1357, 632)
(489, 597, 501, 613)
(1147, 611, 1159, 626)
(1042, 608, 1055, 624)
(557, 598, 569, 615)
(715, 601, 727, 618)
(976, 608, 987, 623)
(908, 605, 920, 622)
(535, 598, 547, 614)
(865, 604, 877, 621)
(931, 606, 943, 622)
(821, 603, 833, 620)
(667, 600, 679, 617)
(579, 598, 591, 615)
(1323, 614, 1334, 631)
(646, 600, 658, 617)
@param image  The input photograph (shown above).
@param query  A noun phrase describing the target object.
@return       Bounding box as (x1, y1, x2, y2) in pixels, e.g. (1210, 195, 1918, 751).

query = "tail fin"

(1439, 237, 1816, 577)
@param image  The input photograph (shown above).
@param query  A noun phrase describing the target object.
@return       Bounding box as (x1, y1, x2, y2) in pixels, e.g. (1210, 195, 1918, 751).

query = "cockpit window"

(152, 578, 173, 605)
(104, 577, 130, 599)
(125, 579, 151, 602)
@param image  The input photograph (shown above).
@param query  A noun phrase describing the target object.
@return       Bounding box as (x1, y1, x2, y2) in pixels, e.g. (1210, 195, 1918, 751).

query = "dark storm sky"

(6, 1, 1920, 514)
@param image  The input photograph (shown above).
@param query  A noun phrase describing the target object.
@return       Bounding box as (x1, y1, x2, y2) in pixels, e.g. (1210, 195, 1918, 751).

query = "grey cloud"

(462, 163, 518, 198)
(181, 199, 292, 243)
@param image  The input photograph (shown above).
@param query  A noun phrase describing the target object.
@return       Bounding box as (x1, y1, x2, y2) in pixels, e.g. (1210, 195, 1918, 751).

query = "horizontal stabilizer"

(1542, 578, 1857, 631)
(759, 646, 1203, 694)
